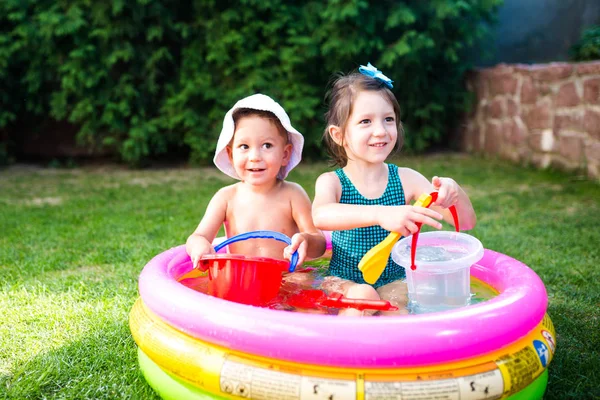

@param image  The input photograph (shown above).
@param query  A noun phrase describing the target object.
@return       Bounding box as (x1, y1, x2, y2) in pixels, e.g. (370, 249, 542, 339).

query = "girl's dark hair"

(323, 72, 404, 167)
(232, 108, 288, 143)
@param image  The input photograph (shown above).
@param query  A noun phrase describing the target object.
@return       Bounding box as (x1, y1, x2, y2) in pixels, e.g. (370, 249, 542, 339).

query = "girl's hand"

(432, 176, 459, 209)
(379, 206, 443, 237)
(284, 233, 308, 267)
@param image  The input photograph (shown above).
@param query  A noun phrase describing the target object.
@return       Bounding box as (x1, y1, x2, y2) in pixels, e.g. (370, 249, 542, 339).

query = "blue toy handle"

(213, 230, 299, 272)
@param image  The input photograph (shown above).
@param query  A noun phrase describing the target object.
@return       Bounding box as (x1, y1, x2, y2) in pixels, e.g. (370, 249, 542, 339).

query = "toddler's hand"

(432, 176, 459, 209)
(379, 205, 443, 237)
(190, 244, 215, 270)
(283, 233, 307, 268)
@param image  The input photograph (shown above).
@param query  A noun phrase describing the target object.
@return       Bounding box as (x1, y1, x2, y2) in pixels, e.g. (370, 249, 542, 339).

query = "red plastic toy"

(287, 289, 398, 312)
(198, 254, 289, 306)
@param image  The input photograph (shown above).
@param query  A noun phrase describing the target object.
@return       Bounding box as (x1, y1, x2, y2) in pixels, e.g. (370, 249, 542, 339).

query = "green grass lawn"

(1, 154, 598, 399)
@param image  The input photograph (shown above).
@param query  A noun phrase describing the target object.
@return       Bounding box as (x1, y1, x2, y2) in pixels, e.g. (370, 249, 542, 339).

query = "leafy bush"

(570, 25, 600, 62)
(0, 0, 502, 165)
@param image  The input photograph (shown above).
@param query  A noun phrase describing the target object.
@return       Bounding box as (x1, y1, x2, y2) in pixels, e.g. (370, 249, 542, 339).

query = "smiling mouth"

(369, 142, 387, 147)
(247, 168, 265, 172)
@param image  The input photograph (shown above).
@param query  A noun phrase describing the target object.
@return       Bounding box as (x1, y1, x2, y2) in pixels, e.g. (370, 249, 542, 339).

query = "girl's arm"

(185, 187, 229, 268)
(432, 176, 476, 230)
(399, 168, 477, 231)
(312, 172, 381, 230)
(312, 172, 443, 237)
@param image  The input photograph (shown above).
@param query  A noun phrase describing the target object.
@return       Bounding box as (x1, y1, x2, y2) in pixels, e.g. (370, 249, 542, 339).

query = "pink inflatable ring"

(138, 237, 549, 368)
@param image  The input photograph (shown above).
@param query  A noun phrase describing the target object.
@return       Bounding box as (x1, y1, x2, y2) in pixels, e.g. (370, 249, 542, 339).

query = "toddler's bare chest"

(227, 197, 296, 235)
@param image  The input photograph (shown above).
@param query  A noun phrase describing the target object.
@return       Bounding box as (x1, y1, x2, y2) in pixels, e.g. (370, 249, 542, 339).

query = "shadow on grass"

(1, 320, 158, 400)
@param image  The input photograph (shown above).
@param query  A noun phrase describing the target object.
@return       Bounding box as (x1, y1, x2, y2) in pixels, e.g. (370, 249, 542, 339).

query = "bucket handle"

(214, 230, 299, 272)
(410, 192, 460, 271)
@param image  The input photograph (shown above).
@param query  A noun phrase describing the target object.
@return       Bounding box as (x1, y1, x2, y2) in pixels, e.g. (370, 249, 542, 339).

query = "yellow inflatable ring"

(130, 298, 555, 399)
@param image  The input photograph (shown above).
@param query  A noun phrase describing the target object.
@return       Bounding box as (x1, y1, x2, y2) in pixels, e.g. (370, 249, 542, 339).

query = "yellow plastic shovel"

(358, 193, 435, 284)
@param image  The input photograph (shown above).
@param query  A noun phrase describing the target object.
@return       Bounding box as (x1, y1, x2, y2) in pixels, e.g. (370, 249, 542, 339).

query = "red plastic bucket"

(199, 254, 289, 306)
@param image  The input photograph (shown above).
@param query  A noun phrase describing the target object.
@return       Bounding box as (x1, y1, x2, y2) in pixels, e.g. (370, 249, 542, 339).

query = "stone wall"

(462, 61, 600, 180)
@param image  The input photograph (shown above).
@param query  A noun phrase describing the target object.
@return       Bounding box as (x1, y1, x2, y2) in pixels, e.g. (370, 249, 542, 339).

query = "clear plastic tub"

(391, 231, 484, 313)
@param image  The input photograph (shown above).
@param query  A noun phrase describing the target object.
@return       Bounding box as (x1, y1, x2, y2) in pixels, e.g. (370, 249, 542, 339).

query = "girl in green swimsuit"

(312, 63, 477, 316)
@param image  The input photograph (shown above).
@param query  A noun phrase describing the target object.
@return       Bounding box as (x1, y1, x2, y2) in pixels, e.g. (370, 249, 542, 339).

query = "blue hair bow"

(359, 62, 393, 89)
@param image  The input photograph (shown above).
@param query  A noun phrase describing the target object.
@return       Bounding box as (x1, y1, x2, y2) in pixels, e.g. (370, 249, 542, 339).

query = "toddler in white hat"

(186, 94, 326, 268)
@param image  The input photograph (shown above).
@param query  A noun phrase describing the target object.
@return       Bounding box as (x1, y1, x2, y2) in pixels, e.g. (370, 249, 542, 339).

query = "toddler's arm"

(185, 188, 228, 269)
(312, 172, 443, 237)
(283, 183, 327, 265)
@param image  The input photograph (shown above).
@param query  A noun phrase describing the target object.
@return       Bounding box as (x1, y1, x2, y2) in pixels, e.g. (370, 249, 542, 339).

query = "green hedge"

(0, 0, 501, 165)
(570, 25, 600, 62)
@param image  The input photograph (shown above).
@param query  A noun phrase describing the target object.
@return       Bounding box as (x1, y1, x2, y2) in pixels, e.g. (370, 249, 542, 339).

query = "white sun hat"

(213, 93, 304, 180)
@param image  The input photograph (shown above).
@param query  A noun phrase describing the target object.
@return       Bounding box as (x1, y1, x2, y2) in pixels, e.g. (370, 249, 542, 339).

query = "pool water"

(410, 244, 471, 262)
(179, 255, 498, 315)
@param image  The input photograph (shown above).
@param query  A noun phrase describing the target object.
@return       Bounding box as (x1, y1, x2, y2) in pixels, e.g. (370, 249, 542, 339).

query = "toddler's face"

(342, 91, 398, 164)
(227, 116, 292, 186)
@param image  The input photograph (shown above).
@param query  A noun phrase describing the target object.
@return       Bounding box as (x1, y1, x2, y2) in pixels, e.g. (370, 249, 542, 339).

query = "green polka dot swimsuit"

(329, 163, 406, 288)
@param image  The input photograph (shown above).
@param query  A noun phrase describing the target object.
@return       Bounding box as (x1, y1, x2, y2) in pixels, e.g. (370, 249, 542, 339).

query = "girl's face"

(227, 116, 292, 186)
(334, 90, 398, 166)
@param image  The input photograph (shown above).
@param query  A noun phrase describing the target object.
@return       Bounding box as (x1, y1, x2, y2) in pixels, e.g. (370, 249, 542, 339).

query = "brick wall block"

(584, 141, 600, 177)
(558, 133, 584, 163)
(523, 103, 553, 130)
(487, 98, 505, 119)
(474, 122, 484, 152)
(577, 62, 600, 76)
(555, 112, 583, 132)
(541, 129, 555, 152)
(530, 63, 574, 81)
(529, 132, 543, 153)
(508, 118, 528, 145)
(555, 82, 581, 107)
(529, 129, 555, 153)
(538, 82, 555, 97)
(478, 101, 488, 118)
(507, 98, 519, 116)
(584, 110, 600, 140)
(484, 121, 503, 154)
(478, 64, 515, 78)
(467, 73, 488, 100)
(583, 78, 600, 104)
(514, 64, 533, 74)
(502, 120, 513, 141)
(489, 76, 518, 96)
(462, 122, 479, 152)
(520, 77, 537, 104)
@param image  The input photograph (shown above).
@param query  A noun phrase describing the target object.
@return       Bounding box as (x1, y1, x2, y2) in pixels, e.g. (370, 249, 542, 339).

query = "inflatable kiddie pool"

(130, 231, 556, 400)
